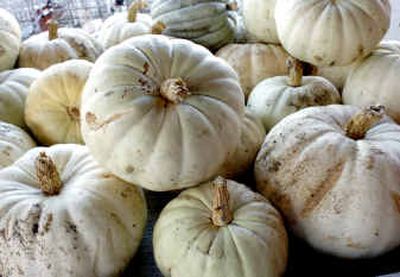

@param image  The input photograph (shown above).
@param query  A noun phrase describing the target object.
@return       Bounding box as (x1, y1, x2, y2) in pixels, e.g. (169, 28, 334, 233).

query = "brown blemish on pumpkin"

(346, 238, 365, 249)
(102, 173, 113, 178)
(266, 159, 282, 172)
(314, 55, 323, 62)
(300, 161, 345, 218)
(365, 155, 374, 170)
(358, 45, 364, 55)
(143, 62, 149, 75)
(85, 111, 127, 131)
(66, 106, 80, 121)
(391, 192, 400, 214)
(125, 165, 135, 173)
(42, 214, 53, 233)
(121, 88, 130, 99)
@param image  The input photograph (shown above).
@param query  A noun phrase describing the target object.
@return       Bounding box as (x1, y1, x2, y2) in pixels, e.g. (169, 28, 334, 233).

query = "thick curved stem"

(287, 56, 303, 87)
(127, 0, 147, 22)
(48, 20, 58, 41)
(345, 105, 385, 140)
(212, 176, 233, 227)
(35, 152, 62, 196)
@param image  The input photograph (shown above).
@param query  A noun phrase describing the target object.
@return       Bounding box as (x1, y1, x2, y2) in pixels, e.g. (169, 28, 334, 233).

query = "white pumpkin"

(0, 121, 36, 169)
(153, 177, 288, 277)
(25, 59, 93, 145)
(19, 22, 103, 70)
(247, 58, 341, 130)
(275, 0, 391, 66)
(150, 0, 236, 51)
(0, 8, 21, 71)
(81, 35, 244, 191)
(255, 105, 400, 258)
(218, 110, 265, 178)
(216, 43, 289, 98)
(99, 1, 153, 49)
(0, 68, 41, 128)
(343, 41, 400, 123)
(0, 144, 147, 277)
(242, 0, 278, 44)
(315, 62, 357, 92)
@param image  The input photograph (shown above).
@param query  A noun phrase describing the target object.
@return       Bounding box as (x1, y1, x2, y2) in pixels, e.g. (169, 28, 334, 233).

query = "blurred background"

(0, 0, 398, 40)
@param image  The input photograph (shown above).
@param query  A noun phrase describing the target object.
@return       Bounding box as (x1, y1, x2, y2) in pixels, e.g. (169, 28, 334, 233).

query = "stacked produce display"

(0, 0, 399, 276)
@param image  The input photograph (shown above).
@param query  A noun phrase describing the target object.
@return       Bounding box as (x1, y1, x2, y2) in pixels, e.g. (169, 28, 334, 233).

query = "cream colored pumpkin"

(343, 41, 400, 123)
(153, 177, 288, 277)
(0, 144, 147, 277)
(81, 35, 244, 191)
(218, 110, 265, 178)
(0, 121, 36, 169)
(242, 0, 278, 44)
(275, 0, 391, 66)
(0, 68, 41, 128)
(0, 8, 21, 71)
(19, 22, 103, 70)
(216, 43, 289, 98)
(255, 105, 400, 258)
(99, 1, 153, 49)
(151, 0, 236, 51)
(247, 58, 341, 130)
(25, 60, 93, 145)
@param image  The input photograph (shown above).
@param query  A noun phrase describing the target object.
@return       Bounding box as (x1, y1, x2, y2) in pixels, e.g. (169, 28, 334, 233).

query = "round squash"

(242, 0, 278, 44)
(81, 35, 244, 191)
(275, 0, 391, 66)
(218, 110, 265, 178)
(99, 1, 153, 49)
(25, 59, 93, 145)
(343, 41, 400, 123)
(150, 0, 236, 51)
(0, 8, 21, 71)
(153, 177, 288, 277)
(247, 58, 341, 130)
(0, 121, 36, 169)
(216, 43, 289, 99)
(0, 144, 147, 277)
(0, 68, 41, 128)
(18, 21, 103, 70)
(255, 105, 400, 258)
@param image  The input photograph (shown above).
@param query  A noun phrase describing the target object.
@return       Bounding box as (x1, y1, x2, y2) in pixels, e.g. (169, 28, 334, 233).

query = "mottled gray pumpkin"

(151, 0, 236, 51)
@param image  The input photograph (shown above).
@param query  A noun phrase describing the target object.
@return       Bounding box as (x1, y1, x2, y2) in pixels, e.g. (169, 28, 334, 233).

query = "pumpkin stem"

(152, 21, 166, 34)
(160, 78, 190, 104)
(212, 176, 233, 227)
(287, 57, 303, 87)
(48, 20, 58, 41)
(127, 0, 147, 22)
(345, 105, 385, 140)
(35, 152, 62, 196)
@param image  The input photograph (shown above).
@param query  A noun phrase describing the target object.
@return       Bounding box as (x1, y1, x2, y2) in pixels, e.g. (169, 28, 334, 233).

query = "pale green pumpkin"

(150, 0, 236, 51)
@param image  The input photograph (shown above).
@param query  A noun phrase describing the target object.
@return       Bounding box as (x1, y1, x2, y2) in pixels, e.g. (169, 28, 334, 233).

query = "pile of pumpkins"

(0, 0, 399, 276)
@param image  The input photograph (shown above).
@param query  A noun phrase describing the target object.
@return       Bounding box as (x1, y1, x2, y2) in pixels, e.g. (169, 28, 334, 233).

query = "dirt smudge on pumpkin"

(300, 161, 345, 218)
(42, 214, 53, 234)
(391, 192, 400, 214)
(101, 172, 113, 178)
(125, 165, 135, 173)
(143, 62, 149, 75)
(85, 111, 127, 131)
(346, 238, 365, 249)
